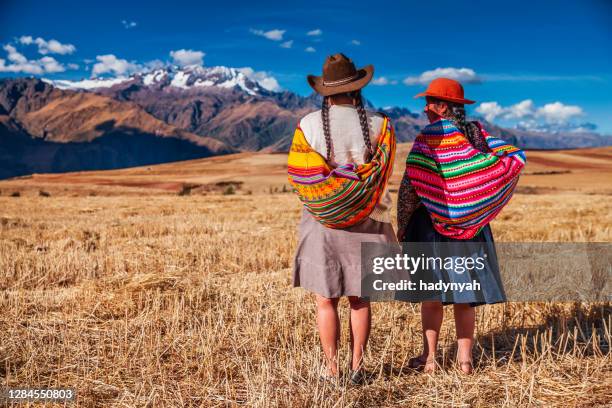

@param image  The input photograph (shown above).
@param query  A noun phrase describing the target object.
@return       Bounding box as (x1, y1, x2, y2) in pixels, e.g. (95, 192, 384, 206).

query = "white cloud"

(475, 102, 505, 122)
(280, 40, 293, 49)
(4, 44, 27, 64)
(307, 29, 322, 36)
(250, 28, 285, 41)
(18, 35, 33, 45)
(305, 46, 316, 53)
(39, 56, 65, 73)
(67, 63, 79, 70)
(515, 119, 540, 130)
(477, 99, 537, 122)
(122, 20, 137, 29)
(371, 76, 398, 86)
(18, 36, 75, 55)
(476, 99, 583, 125)
(238, 67, 282, 92)
(144, 59, 165, 70)
(505, 99, 535, 119)
(536, 102, 583, 123)
(351, 40, 361, 45)
(403, 67, 480, 85)
(170, 49, 205, 67)
(38, 38, 75, 54)
(0, 43, 66, 74)
(92, 54, 140, 76)
(0, 58, 43, 74)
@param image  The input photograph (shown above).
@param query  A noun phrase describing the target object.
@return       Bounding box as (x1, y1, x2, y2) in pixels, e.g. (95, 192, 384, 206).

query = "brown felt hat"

(307, 53, 374, 96)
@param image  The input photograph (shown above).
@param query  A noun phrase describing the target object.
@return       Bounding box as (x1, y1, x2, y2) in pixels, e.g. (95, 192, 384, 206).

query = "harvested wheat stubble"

(0, 193, 610, 407)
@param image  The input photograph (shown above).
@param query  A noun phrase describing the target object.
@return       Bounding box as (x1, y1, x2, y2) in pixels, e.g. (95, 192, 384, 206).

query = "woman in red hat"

(397, 78, 525, 374)
(287, 53, 397, 385)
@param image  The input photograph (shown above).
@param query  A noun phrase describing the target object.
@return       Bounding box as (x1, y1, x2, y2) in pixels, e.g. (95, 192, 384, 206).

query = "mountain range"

(0, 65, 609, 179)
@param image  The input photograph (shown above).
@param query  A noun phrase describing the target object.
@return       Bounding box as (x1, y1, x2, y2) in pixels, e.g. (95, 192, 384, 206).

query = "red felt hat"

(414, 77, 475, 104)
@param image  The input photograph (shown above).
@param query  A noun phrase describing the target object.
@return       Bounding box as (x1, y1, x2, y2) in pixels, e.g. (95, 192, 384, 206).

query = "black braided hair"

(321, 96, 332, 160)
(353, 90, 374, 161)
(436, 99, 482, 147)
(320, 90, 373, 162)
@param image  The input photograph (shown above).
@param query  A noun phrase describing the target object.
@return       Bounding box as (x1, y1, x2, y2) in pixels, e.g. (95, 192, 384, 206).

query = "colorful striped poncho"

(406, 119, 526, 239)
(287, 115, 395, 229)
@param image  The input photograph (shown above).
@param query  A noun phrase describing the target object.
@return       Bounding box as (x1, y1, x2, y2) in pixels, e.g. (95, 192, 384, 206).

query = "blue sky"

(1, 0, 611, 133)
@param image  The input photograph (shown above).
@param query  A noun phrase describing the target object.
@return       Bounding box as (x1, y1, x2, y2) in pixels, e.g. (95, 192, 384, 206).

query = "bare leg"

(454, 303, 475, 374)
(347, 296, 371, 371)
(315, 295, 340, 376)
(419, 301, 443, 371)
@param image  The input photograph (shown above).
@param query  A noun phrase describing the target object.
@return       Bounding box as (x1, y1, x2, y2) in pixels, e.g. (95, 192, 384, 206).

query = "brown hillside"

(21, 91, 227, 151)
(1, 144, 610, 197)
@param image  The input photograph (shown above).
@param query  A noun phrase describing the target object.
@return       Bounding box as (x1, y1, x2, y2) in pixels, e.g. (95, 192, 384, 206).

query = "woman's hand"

(396, 226, 405, 242)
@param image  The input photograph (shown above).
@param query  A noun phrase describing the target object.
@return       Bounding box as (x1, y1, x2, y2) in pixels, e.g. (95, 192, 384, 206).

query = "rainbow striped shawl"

(406, 119, 526, 239)
(288, 115, 396, 229)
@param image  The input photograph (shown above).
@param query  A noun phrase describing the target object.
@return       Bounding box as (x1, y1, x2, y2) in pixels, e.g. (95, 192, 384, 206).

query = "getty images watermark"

(371, 253, 485, 293)
(360, 242, 611, 302)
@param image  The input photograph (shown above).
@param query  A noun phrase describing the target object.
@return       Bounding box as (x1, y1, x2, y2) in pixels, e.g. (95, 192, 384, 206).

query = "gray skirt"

(293, 208, 397, 298)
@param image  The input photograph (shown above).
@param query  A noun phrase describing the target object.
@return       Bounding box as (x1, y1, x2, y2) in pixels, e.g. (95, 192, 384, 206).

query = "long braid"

(444, 101, 484, 149)
(354, 91, 374, 161)
(321, 96, 333, 160)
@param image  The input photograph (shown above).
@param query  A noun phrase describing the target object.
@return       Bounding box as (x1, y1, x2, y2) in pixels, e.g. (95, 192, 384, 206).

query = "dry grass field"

(0, 146, 611, 407)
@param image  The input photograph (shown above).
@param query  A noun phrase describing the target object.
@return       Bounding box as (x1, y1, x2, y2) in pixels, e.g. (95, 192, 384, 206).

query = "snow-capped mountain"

(43, 65, 272, 96)
(43, 76, 131, 90)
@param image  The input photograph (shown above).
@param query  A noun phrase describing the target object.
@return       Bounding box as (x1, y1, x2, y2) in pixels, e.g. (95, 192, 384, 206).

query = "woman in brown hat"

(288, 53, 397, 384)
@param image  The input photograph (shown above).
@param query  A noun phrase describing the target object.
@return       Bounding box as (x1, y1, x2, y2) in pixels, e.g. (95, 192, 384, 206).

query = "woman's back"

(297, 104, 391, 223)
(299, 104, 384, 167)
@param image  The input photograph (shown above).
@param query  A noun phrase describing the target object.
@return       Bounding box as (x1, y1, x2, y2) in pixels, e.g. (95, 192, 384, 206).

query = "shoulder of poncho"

(371, 111, 390, 132)
(421, 119, 460, 136)
(373, 111, 390, 125)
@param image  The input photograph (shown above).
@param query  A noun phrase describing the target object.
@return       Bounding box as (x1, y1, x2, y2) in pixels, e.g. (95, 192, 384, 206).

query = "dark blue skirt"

(399, 205, 506, 306)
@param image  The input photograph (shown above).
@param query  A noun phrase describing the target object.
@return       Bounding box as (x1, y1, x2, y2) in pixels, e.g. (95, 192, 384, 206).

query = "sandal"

(407, 355, 436, 373)
(348, 369, 373, 386)
(318, 373, 341, 387)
